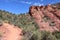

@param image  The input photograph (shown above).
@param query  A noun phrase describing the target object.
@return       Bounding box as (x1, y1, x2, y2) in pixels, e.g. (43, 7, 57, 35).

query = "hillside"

(0, 3, 60, 40)
(0, 10, 37, 28)
(0, 10, 39, 40)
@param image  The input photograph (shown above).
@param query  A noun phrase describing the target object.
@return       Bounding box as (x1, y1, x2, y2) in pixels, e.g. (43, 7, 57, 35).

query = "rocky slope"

(29, 4, 60, 32)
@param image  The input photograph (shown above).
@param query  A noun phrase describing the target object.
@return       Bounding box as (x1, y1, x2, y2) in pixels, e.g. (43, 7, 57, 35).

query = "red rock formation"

(29, 4, 60, 32)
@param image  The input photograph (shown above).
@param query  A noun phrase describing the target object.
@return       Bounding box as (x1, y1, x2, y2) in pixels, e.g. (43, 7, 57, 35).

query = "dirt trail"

(0, 23, 22, 40)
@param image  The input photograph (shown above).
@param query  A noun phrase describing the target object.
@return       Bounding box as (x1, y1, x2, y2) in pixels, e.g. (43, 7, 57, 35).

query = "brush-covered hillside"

(0, 10, 37, 28)
(0, 10, 40, 40)
(0, 10, 40, 33)
(0, 3, 60, 40)
(0, 9, 59, 40)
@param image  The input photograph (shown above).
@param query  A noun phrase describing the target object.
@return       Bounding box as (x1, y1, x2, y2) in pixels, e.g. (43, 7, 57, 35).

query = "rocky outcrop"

(29, 4, 60, 32)
(52, 3, 60, 9)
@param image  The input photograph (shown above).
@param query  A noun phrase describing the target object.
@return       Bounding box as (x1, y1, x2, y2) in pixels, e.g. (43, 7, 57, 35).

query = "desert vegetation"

(0, 9, 60, 40)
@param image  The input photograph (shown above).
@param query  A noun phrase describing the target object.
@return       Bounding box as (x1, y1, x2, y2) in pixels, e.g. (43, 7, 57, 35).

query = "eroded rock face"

(29, 4, 60, 32)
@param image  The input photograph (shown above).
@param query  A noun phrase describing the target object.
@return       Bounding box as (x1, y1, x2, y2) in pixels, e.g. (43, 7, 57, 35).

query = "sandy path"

(0, 23, 22, 40)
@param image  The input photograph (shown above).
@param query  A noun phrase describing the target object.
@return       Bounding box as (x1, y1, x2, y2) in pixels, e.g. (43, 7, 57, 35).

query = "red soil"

(0, 23, 22, 40)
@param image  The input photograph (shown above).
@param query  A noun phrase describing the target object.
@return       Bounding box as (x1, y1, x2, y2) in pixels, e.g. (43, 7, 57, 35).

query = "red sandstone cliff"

(29, 4, 60, 32)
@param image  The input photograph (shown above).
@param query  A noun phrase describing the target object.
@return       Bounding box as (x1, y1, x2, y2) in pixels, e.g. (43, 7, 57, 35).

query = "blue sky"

(0, 0, 60, 14)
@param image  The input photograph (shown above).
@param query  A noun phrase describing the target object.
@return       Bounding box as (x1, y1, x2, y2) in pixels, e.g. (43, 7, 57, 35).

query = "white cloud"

(21, 1, 32, 4)
(33, 3, 43, 6)
(20, 1, 44, 6)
